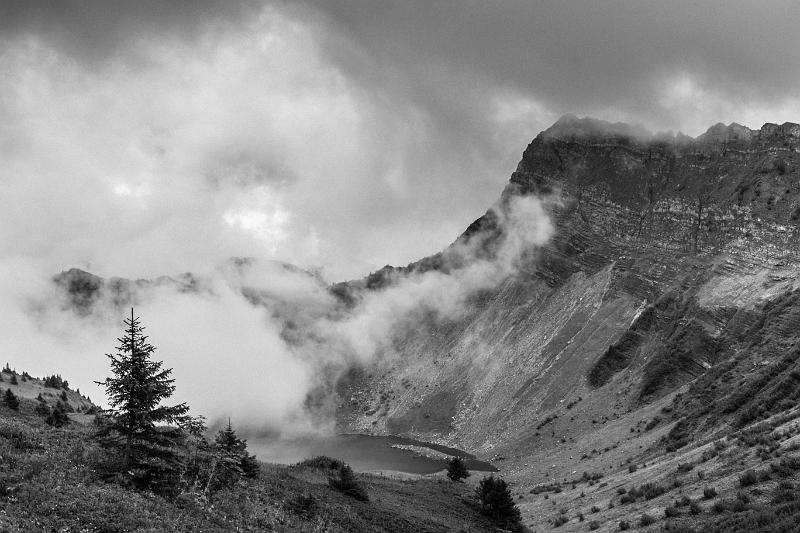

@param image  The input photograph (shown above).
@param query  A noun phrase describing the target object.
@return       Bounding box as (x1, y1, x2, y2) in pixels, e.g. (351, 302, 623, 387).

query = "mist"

(0, 194, 554, 437)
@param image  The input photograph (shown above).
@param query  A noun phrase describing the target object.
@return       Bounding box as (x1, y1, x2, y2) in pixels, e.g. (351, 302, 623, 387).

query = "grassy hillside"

(0, 376, 500, 533)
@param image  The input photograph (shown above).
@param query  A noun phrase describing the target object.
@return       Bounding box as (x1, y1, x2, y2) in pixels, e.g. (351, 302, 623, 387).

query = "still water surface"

(249, 434, 496, 474)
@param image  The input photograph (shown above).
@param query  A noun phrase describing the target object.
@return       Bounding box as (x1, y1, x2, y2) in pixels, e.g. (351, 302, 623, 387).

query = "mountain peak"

(540, 115, 800, 147)
(542, 114, 653, 142)
(696, 122, 753, 143)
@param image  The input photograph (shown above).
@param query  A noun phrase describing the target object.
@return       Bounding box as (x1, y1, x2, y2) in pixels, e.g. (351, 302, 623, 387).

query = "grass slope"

(0, 396, 496, 532)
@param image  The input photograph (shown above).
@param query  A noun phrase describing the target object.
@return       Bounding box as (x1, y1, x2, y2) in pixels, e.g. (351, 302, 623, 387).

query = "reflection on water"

(249, 433, 497, 474)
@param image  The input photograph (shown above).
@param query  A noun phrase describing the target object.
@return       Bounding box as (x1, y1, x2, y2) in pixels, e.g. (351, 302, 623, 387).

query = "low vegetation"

(0, 310, 510, 531)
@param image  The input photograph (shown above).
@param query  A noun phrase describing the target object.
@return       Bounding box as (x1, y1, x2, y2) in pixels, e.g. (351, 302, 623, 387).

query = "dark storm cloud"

(0, 0, 261, 64)
(308, 0, 800, 133)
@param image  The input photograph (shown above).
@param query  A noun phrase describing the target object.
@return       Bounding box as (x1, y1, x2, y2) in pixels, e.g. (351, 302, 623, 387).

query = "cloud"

(0, 192, 554, 437)
(309, 0, 800, 135)
(0, 1, 518, 283)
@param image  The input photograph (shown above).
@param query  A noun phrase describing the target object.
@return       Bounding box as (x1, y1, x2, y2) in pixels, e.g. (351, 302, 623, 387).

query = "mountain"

(337, 115, 800, 530)
(46, 115, 800, 531)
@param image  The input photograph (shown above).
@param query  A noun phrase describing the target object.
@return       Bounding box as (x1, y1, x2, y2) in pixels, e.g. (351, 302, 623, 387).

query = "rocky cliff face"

(337, 115, 800, 465)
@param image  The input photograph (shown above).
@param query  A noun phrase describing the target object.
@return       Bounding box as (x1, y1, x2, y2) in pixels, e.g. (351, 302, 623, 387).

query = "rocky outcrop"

(337, 115, 800, 461)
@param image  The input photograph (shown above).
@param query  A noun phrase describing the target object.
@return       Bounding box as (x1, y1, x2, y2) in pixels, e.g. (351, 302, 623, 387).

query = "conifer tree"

(10, 373, 18, 385)
(3, 388, 20, 411)
(35, 395, 50, 417)
(476, 475, 522, 531)
(446, 456, 470, 482)
(214, 419, 260, 479)
(46, 401, 70, 427)
(96, 308, 189, 490)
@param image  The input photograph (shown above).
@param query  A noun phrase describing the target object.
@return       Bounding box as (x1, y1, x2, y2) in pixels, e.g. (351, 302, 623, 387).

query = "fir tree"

(446, 456, 470, 482)
(214, 419, 260, 479)
(46, 401, 70, 427)
(476, 475, 522, 531)
(3, 388, 20, 411)
(35, 396, 50, 417)
(95, 309, 189, 490)
(10, 373, 18, 385)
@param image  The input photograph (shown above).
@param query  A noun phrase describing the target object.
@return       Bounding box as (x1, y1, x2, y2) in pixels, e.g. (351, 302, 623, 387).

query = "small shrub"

(619, 520, 631, 530)
(328, 463, 368, 501)
(298, 456, 345, 470)
(287, 493, 317, 518)
(552, 515, 569, 527)
(712, 500, 730, 513)
(739, 470, 758, 487)
(640, 482, 667, 500)
(628, 464, 638, 473)
(703, 486, 717, 499)
(665, 505, 679, 517)
(639, 513, 656, 526)
(690, 500, 702, 514)
(588, 520, 600, 530)
(645, 416, 661, 431)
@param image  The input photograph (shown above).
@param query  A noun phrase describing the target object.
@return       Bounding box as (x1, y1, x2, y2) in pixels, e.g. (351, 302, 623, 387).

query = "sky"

(3, 1, 800, 433)
(3, 0, 800, 282)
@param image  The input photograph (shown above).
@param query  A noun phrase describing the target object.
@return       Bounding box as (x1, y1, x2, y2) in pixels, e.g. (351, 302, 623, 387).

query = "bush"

(446, 456, 470, 482)
(619, 520, 630, 530)
(739, 470, 759, 487)
(298, 456, 345, 470)
(328, 463, 368, 501)
(703, 486, 717, 499)
(589, 520, 600, 530)
(552, 515, 568, 527)
(45, 401, 71, 427)
(690, 500, 703, 514)
(645, 416, 661, 430)
(665, 505, 679, 517)
(287, 493, 317, 518)
(639, 513, 656, 526)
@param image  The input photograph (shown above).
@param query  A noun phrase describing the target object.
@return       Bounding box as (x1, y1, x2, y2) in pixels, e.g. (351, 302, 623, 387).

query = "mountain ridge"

(47, 116, 800, 530)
